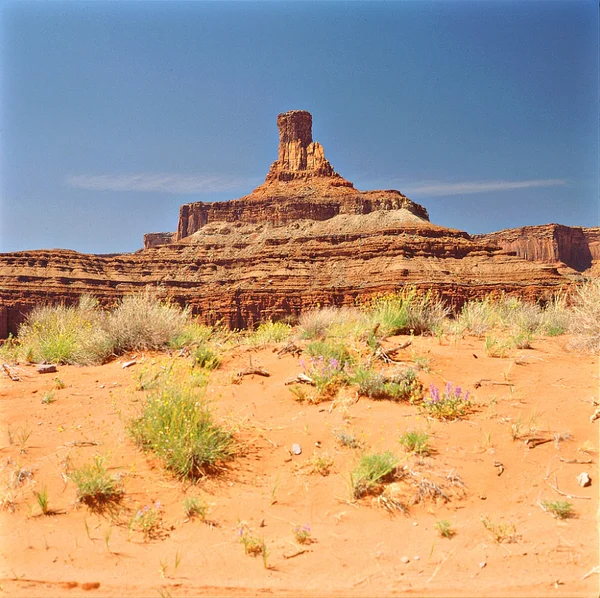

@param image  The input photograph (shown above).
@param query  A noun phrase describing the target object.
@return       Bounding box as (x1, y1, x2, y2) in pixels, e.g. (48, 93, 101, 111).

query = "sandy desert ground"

(0, 333, 598, 597)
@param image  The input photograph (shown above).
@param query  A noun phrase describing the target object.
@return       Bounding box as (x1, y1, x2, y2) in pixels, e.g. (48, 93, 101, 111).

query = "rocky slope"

(0, 111, 573, 338)
(476, 225, 600, 273)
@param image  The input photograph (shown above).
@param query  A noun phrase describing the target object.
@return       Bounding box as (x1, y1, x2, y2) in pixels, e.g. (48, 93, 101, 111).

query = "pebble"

(576, 472, 591, 487)
(401, 556, 410, 564)
(412, 521, 418, 526)
(37, 364, 57, 374)
(291, 443, 302, 455)
(479, 561, 487, 569)
(413, 555, 420, 561)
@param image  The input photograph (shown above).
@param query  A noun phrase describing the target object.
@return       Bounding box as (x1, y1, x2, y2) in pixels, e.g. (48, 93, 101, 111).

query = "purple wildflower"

(454, 386, 462, 399)
(445, 381, 453, 397)
(464, 390, 470, 402)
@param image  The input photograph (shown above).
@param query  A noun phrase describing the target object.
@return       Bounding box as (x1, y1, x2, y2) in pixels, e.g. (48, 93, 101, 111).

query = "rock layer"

(476, 224, 600, 272)
(0, 111, 575, 338)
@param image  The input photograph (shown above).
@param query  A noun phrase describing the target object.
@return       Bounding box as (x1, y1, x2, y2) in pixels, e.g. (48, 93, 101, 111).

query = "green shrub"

(70, 455, 124, 510)
(541, 500, 575, 520)
(363, 287, 449, 337)
(183, 496, 208, 520)
(129, 375, 234, 479)
(350, 451, 398, 499)
(351, 366, 422, 402)
(192, 345, 221, 370)
(304, 340, 353, 364)
(170, 322, 214, 349)
(434, 519, 455, 538)
(246, 321, 292, 346)
(420, 382, 473, 420)
(399, 430, 431, 455)
(18, 296, 112, 364)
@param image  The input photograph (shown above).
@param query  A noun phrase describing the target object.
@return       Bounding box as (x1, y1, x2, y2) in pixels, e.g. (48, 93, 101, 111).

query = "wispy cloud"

(402, 178, 567, 197)
(65, 172, 258, 194)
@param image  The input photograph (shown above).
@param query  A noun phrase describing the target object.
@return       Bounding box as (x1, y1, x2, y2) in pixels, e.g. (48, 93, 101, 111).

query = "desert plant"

(70, 455, 123, 510)
(481, 516, 519, 543)
(191, 345, 221, 370)
(246, 320, 292, 346)
(33, 485, 50, 515)
(363, 287, 449, 337)
(183, 496, 208, 520)
(569, 279, 600, 352)
(541, 500, 575, 520)
(129, 501, 163, 540)
(352, 366, 422, 402)
(53, 377, 66, 389)
(238, 524, 268, 567)
(350, 451, 398, 498)
(434, 519, 455, 538)
(308, 452, 334, 476)
(169, 322, 214, 349)
(129, 374, 234, 479)
(450, 297, 500, 337)
(484, 334, 511, 358)
(419, 382, 473, 420)
(333, 428, 363, 449)
(399, 430, 431, 456)
(298, 306, 366, 340)
(300, 354, 349, 399)
(105, 291, 189, 353)
(293, 524, 314, 545)
(41, 391, 56, 405)
(18, 296, 113, 364)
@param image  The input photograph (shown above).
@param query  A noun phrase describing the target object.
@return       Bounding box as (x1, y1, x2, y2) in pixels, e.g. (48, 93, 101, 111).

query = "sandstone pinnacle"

(264, 110, 353, 186)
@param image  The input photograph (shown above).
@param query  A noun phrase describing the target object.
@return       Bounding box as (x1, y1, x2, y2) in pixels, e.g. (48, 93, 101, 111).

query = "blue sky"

(1, 0, 598, 254)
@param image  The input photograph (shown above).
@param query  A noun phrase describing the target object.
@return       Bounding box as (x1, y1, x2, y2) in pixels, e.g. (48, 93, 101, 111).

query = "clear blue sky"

(1, 0, 598, 254)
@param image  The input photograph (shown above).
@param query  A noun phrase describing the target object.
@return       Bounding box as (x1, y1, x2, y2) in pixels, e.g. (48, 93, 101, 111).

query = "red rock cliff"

(476, 224, 600, 273)
(176, 110, 428, 240)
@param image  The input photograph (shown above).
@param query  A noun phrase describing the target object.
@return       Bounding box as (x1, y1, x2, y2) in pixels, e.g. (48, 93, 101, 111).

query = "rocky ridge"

(0, 111, 574, 337)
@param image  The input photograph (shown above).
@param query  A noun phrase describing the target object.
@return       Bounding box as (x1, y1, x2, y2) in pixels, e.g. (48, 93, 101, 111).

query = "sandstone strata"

(476, 225, 600, 273)
(0, 110, 574, 338)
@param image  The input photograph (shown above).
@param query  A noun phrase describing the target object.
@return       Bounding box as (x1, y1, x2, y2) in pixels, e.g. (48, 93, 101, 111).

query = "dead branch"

(284, 373, 315, 386)
(283, 548, 309, 560)
(236, 367, 270, 378)
(545, 475, 591, 500)
(524, 437, 553, 449)
(559, 457, 593, 465)
(473, 378, 514, 388)
(275, 342, 302, 358)
(2, 364, 20, 381)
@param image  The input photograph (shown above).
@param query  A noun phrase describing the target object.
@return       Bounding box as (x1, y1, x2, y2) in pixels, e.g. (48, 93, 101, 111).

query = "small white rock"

(291, 443, 302, 455)
(479, 561, 487, 569)
(576, 472, 591, 487)
(412, 521, 418, 526)
(413, 555, 420, 561)
(401, 556, 410, 564)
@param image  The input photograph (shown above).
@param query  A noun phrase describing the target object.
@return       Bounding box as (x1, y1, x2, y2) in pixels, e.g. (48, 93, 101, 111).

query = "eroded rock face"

(0, 111, 576, 338)
(476, 225, 600, 272)
(176, 110, 428, 240)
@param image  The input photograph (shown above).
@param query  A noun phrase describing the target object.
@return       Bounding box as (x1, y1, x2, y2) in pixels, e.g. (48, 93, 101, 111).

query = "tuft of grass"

(308, 452, 334, 476)
(239, 524, 268, 568)
(70, 455, 123, 511)
(53, 377, 66, 390)
(541, 500, 575, 520)
(434, 519, 455, 538)
(350, 451, 398, 499)
(300, 351, 350, 400)
(362, 286, 449, 337)
(484, 334, 511, 358)
(191, 345, 221, 370)
(246, 321, 292, 346)
(129, 368, 234, 479)
(169, 322, 214, 350)
(481, 516, 520, 543)
(399, 430, 431, 456)
(351, 366, 422, 402)
(298, 307, 367, 340)
(569, 279, 600, 352)
(33, 485, 50, 515)
(41, 391, 56, 405)
(183, 496, 208, 520)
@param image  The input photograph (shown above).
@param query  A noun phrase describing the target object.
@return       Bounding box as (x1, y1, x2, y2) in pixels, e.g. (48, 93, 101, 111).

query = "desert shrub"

(298, 306, 352, 340)
(170, 322, 214, 349)
(450, 297, 500, 337)
(363, 286, 449, 337)
(192, 345, 221, 370)
(183, 496, 209, 519)
(569, 279, 600, 352)
(541, 500, 575, 520)
(301, 355, 349, 399)
(0, 335, 20, 363)
(245, 320, 292, 346)
(350, 451, 398, 498)
(70, 455, 124, 510)
(129, 373, 234, 479)
(18, 296, 113, 364)
(419, 382, 473, 420)
(351, 366, 422, 402)
(129, 501, 164, 540)
(304, 340, 353, 364)
(434, 519, 455, 538)
(399, 430, 431, 455)
(105, 291, 189, 353)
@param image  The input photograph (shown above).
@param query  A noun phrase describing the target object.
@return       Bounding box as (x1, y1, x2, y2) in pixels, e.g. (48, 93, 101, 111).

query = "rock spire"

(264, 110, 353, 186)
